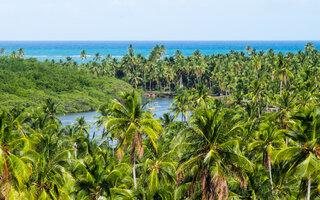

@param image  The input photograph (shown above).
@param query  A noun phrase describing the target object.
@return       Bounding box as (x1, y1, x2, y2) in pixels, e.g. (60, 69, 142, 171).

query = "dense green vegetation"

(0, 56, 133, 113)
(2, 43, 320, 199)
(18, 42, 317, 98)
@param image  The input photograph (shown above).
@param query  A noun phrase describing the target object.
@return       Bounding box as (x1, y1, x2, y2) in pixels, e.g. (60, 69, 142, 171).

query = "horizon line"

(0, 39, 319, 42)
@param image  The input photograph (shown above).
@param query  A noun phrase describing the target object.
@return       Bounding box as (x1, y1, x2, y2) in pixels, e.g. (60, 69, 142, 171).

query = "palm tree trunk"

(149, 79, 152, 91)
(268, 157, 274, 194)
(307, 173, 311, 200)
(74, 148, 77, 159)
(180, 75, 183, 88)
(132, 154, 137, 190)
(280, 79, 283, 97)
(144, 72, 146, 90)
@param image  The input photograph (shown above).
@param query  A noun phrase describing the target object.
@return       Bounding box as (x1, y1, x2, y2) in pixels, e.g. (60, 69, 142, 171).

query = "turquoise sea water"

(0, 41, 319, 62)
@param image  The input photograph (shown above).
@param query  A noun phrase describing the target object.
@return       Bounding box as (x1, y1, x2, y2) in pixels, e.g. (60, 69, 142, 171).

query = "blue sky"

(0, 0, 319, 40)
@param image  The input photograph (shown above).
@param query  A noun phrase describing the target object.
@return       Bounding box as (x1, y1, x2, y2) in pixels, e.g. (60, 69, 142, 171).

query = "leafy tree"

(103, 91, 162, 190)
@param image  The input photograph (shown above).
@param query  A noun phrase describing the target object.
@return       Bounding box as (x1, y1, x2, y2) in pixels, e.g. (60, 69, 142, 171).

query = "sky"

(0, 0, 319, 41)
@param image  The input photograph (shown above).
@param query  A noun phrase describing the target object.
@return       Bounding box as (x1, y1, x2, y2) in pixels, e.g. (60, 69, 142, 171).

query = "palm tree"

(17, 48, 24, 58)
(9, 51, 17, 58)
(177, 104, 252, 199)
(80, 49, 88, 63)
(0, 48, 5, 55)
(174, 50, 185, 88)
(0, 109, 34, 199)
(93, 53, 101, 61)
(275, 105, 320, 200)
(248, 119, 286, 195)
(128, 72, 143, 89)
(273, 53, 294, 96)
(65, 56, 72, 64)
(73, 145, 132, 199)
(171, 92, 190, 122)
(103, 91, 162, 190)
(74, 117, 90, 138)
(137, 141, 177, 198)
(89, 61, 100, 76)
(121, 45, 137, 81)
(245, 46, 253, 55)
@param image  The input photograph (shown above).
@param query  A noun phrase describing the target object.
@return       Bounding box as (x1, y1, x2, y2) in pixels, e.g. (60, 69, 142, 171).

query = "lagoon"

(58, 98, 174, 138)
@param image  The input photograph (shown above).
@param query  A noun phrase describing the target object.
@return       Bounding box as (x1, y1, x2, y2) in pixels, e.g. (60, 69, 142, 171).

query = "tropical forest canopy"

(1, 43, 320, 199)
(0, 55, 132, 113)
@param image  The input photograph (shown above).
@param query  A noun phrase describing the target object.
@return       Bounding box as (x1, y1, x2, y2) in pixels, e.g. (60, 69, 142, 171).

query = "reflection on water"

(143, 98, 173, 119)
(58, 98, 173, 138)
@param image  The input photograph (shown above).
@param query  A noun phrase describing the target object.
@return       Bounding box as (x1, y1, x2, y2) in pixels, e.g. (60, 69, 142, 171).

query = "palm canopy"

(103, 90, 162, 189)
(275, 105, 320, 199)
(177, 103, 253, 200)
(104, 91, 162, 159)
(0, 109, 35, 198)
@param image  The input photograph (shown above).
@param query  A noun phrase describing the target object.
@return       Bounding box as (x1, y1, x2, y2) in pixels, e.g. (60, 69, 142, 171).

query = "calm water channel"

(58, 98, 174, 139)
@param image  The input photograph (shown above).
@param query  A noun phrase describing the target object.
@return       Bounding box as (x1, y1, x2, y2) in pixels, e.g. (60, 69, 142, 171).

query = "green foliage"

(2, 43, 320, 199)
(0, 57, 133, 114)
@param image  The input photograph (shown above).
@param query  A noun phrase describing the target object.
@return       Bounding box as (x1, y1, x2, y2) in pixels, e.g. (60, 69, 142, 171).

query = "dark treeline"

(1, 43, 320, 199)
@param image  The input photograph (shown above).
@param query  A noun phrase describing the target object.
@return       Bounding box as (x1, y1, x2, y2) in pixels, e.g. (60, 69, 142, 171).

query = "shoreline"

(143, 91, 176, 98)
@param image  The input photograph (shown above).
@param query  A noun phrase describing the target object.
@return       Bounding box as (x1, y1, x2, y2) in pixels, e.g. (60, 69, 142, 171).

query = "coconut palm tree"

(65, 56, 72, 64)
(177, 104, 253, 199)
(17, 48, 24, 58)
(72, 144, 132, 199)
(9, 51, 17, 58)
(174, 50, 185, 88)
(0, 109, 35, 199)
(275, 105, 320, 200)
(137, 140, 177, 198)
(171, 92, 191, 122)
(80, 49, 88, 63)
(93, 53, 101, 62)
(245, 46, 253, 55)
(103, 91, 162, 190)
(0, 48, 6, 55)
(274, 53, 294, 96)
(248, 119, 286, 195)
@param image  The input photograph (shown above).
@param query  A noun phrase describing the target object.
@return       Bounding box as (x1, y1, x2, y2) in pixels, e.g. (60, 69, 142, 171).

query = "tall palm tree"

(80, 49, 88, 63)
(0, 110, 34, 199)
(177, 104, 252, 199)
(245, 46, 253, 55)
(17, 48, 24, 58)
(274, 53, 294, 96)
(275, 105, 320, 200)
(65, 56, 72, 64)
(171, 92, 190, 122)
(137, 140, 177, 198)
(93, 53, 101, 62)
(248, 119, 286, 195)
(9, 51, 17, 58)
(174, 50, 185, 88)
(0, 48, 6, 55)
(73, 145, 132, 199)
(103, 91, 162, 190)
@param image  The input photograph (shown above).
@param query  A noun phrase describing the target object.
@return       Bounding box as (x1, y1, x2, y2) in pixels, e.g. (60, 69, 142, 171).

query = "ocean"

(0, 41, 319, 62)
